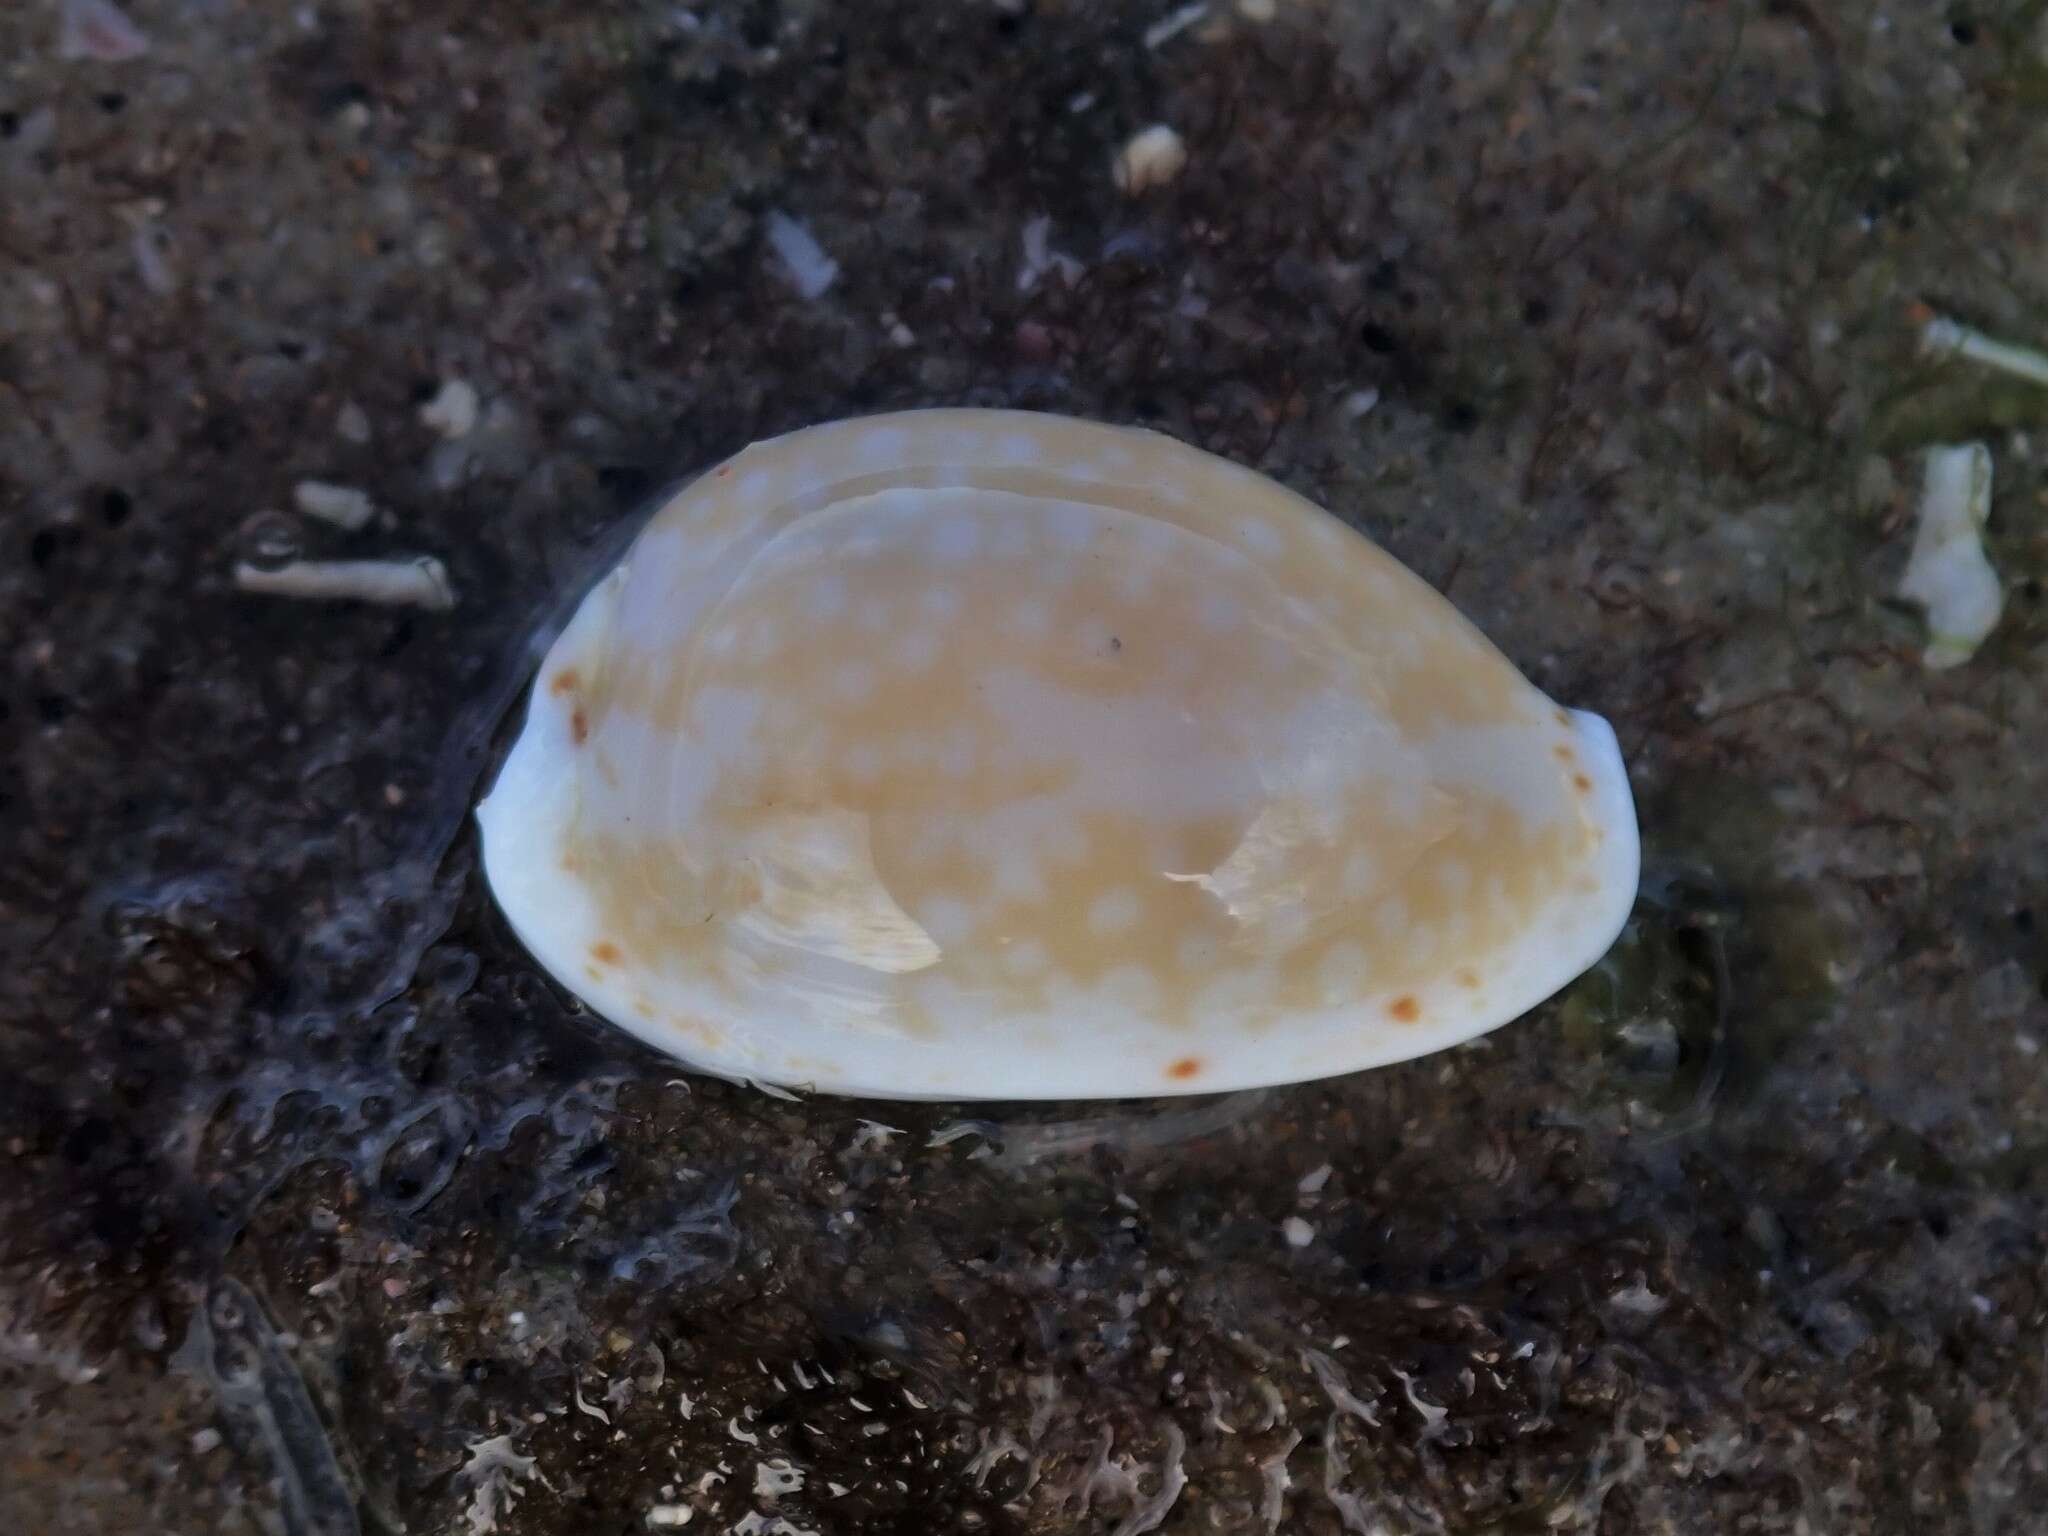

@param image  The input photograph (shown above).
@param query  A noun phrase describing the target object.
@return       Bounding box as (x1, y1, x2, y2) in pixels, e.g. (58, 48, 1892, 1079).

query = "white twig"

(1919, 315, 2048, 388)
(234, 556, 455, 610)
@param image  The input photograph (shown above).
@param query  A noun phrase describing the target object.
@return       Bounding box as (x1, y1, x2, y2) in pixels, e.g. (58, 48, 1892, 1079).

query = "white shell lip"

(476, 410, 1642, 1102)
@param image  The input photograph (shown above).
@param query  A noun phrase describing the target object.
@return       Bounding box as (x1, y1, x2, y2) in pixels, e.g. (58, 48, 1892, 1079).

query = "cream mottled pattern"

(477, 410, 1639, 1099)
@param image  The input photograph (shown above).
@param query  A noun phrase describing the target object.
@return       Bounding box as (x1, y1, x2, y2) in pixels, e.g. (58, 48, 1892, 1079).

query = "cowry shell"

(477, 410, 1639, 1100)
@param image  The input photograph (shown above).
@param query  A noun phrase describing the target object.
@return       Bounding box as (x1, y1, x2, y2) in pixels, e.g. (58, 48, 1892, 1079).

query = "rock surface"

(3, 2, 2045, 1532)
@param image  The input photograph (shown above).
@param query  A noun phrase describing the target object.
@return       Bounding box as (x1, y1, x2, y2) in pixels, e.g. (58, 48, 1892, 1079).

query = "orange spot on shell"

(1552, 743, 1575, 762)
(549, 668, 580, 696)
(1388, 995, 1421, 1023)
(1573, 773, 1593, 793)
(1455, 968, 1479, 989)
(1167, 1057, 1203, 1080)
(591, 941, 622, 965)
(571, 708, 589, 745)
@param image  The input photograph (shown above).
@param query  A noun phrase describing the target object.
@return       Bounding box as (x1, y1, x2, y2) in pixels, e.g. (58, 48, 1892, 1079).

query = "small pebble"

(419, 379, 480, 440)
(1282, 1217, 1316, 1248)
(763, 211, 839, 300)
(1296, 1162, 1333, 1195)
(336, 401, 372, 444)
(1113, 125, 1188, 195)
(293, 481, 377, 532)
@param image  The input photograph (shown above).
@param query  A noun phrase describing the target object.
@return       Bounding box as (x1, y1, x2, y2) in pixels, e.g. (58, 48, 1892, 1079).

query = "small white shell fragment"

(753, 1460, 806, 1497)
(420, 379, 481, 440)
(1919, 314, 2048, 389)
(234, 555, 455, 610)
(477, 410, 1639, 1100)
(1017, 215, 1083, 294)
(762, 211, 839, 301)
(1113, 125, 1188, 195)
(1282, 1217, 1316, 1248)
(645, 1506, 694, 1528)
(1144, 2, 1210, 51)
(1898, 442, 2001, 669)
(293, 480, 377, 531)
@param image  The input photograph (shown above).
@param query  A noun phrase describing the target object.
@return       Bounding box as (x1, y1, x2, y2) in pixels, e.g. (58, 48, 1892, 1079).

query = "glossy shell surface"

(477, 410, 1639, 1100)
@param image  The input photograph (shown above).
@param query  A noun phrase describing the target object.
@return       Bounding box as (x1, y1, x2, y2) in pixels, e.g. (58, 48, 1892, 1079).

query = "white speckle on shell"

(476, 409, 1640, 1100)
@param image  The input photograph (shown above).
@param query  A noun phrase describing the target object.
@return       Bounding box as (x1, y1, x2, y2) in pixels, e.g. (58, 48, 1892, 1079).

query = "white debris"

(1238, 0, 1277, 19)
(1282, 1217, 1316, 1248)
(763, 211, 839, 300)
(1920, 314, 2048, 389)
(190, 1427, 224, 1454)
(1320, 1418, 1382, 1535)
(574, 1380, 612, 1424)
(639, 1345, 667, 1393)
(727, 1416, 760, 1446)
(964, 1427, 1027, 1488)
(336, 401, 372, 444)
(419, 379, 481, 439)
(1017, 216, 1084, 293)
(1205, 1387, 1237, 1434)
(292, 480, 378, 531)
(646, 1505, 694, 1528)
(233, 556, 455, 611)
(1898, 442, 2001, 669)
(730, 1516, 819, 1536)
(1301, 1347, 1379, 1425)
(678, 1392, 697, 1420)
(1296, 1163, 1333, 1195)
(1258, 1429, 1300, 1532)
(457, 1435, 551, 1536)
(1113, 125, 1188, 195)
(1072, 1427, 1141, 1514)
(1606, 1275, 1668, 1317)
(1341, 388, 1380, 421)
(851, 1120, 903, 1152)
(1027, 1372, 1062, 1442)
(58, 0, 150, 61)
(1109, 1423, 1186, 1536)
(1254, 1378, 1286, 1429)
(131, 222, 175, 295)
(753, 1460, 805, 1497)
(1144, 2, 1209, 50)
(1390, 1367, 1448, 1434)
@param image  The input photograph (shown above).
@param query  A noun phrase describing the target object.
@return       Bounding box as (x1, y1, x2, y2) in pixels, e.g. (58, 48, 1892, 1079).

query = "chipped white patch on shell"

(477, 409, 1640, 1101)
